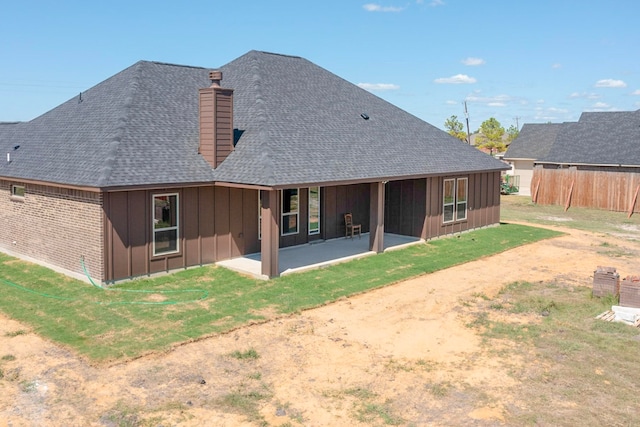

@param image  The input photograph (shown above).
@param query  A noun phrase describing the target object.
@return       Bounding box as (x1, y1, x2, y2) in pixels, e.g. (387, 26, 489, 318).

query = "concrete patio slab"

(217, 233, 423, 279)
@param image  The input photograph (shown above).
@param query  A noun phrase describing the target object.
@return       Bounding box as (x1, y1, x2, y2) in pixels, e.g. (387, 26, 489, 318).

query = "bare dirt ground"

(1, 222, 640, 427)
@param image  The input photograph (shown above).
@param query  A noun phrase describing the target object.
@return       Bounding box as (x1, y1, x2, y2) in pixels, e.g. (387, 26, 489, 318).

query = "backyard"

(1, 195, 640, 426)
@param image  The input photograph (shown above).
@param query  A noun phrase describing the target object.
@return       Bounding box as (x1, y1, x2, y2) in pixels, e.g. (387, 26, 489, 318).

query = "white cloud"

(445, 100, 457, 105)
(569, 92, 600, 100)
(465, 94, 511, 103)
(590, 102, 612, 111)
(363, 3, 404, 12)
(595, 79, 627, 88)
(429, 0, 445, 5)
(552, 63, 562, 69)
(632, 89, 640, 95)
(357, 82, 400, 91)
(461, 57, 485, 66)
(434, 74, 476, 84)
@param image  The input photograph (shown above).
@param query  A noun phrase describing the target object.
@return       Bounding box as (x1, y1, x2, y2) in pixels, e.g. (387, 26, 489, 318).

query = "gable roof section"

(1, 51, 508, 189)
(503, 123, 562, 161)
(211, 51, 507, 187)
(538, 109, 640, 167)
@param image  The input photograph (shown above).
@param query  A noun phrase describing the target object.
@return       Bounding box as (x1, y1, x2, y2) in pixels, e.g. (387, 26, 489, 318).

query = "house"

(0, 51, 508, 283)
(505, 110, 640, 212)
(502, 123, 562, 196)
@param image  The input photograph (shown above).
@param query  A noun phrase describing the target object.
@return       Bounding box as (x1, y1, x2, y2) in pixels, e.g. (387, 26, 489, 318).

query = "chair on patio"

(344, 213, 361, 239)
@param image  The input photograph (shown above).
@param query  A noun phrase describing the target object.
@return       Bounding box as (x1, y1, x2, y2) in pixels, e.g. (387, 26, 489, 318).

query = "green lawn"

(0, 223, 560, 362)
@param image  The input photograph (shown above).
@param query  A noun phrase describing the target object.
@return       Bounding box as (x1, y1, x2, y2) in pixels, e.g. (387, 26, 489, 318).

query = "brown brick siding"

(0, 180, 104, 281)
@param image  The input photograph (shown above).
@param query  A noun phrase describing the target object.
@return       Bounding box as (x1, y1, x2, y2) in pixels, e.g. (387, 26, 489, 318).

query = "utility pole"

(514, 116, 520, 129)
(464, 101, 471, 145)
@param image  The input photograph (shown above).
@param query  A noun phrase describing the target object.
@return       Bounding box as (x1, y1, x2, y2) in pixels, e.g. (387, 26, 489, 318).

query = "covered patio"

(217, 233, 422, 279)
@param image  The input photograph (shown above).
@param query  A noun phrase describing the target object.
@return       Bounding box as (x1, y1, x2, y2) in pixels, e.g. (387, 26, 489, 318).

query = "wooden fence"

(531, 168, 640, 215)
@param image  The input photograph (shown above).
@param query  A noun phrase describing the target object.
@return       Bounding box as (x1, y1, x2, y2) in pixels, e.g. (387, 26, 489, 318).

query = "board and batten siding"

(383, 173, 501, 241)
(103, 186, 259, 282)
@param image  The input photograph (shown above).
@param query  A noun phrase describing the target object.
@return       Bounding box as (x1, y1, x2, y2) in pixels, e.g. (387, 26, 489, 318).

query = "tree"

(475, 117, 506, 155)
(444, 115, 468, 143)
(506, 125, 519, 143)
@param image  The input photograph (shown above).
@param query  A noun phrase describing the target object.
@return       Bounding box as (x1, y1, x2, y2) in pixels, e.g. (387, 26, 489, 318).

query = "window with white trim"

(456, 177, 468, 221)
(308, 186, 320, 235)
(11, 184, 25, 199)
(443, 178, 468, 223)
(153, 193, 179, 255)
(281, 188, 299, 236)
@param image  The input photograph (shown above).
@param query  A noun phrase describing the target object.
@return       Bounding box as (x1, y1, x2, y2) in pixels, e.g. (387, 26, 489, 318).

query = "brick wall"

(0, 180, 104, 281)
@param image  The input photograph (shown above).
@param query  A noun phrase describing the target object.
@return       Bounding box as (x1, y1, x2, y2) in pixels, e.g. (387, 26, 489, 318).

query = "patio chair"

(344, 213, 361, 239)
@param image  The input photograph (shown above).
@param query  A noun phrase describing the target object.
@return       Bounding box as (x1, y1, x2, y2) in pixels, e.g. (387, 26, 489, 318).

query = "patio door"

(308, 186, 321, 241)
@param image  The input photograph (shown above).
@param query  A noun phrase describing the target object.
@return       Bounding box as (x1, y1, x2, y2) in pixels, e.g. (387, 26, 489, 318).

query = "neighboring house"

(502, 123, 562, 196)
(505, 110, 640, 212)
(0, 50, 508, 283)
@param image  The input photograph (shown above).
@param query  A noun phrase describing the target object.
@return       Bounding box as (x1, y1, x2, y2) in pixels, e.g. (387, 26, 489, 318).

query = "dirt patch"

(1, 224, 640, 426)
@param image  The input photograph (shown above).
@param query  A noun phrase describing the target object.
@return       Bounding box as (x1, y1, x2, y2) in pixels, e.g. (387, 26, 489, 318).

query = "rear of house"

(1, 51, 508, 283)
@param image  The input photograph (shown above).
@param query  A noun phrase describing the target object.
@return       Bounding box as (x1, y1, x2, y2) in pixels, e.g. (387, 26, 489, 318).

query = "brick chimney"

(199, 71, 234, 168)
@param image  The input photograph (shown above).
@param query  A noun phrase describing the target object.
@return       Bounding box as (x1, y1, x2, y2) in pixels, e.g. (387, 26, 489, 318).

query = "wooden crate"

(592, 266, 620, 297)
(620, 276, 640, 308)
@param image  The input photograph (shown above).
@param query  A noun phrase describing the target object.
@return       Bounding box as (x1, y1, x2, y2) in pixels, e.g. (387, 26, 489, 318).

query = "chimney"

(199, 70, 234, 168)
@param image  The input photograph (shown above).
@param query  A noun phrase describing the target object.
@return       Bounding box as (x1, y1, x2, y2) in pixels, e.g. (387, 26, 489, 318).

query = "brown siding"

(104, 186, 258, 282)
(0, 180, 103, 280)
(424, 171, 501, 240)
(532, 167, 640, 213)
(321, 183, 370, 241)
(384, 179, 427, 238)
(214, 90, 234, 167)
(199, 87, 234, 169)
(199, 90, 215, 165)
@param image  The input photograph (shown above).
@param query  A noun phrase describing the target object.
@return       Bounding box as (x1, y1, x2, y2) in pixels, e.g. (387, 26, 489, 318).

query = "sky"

(1, 0, 639, 132)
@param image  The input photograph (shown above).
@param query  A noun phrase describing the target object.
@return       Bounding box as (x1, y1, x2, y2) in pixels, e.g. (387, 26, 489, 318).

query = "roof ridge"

(254, 50, 302, 59)
(147, 60, 209, 70)
(247, 51, 277, 183)
(96, 62, 143, 187)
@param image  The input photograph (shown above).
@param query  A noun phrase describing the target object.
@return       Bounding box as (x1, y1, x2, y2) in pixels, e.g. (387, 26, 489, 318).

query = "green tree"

(475, 117, 506, 155)
(506, 124, 519, 143)
(444, 115, 468, 143)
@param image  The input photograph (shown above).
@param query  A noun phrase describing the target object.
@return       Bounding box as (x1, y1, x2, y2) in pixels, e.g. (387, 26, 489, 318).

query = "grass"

(0, 223, 560, 362)
(469, 280, 640, 426)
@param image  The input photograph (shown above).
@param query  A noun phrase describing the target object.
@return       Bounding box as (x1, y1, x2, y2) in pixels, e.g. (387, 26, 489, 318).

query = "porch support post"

(369, 181, 385, 253)
(261, 189, 280, 278)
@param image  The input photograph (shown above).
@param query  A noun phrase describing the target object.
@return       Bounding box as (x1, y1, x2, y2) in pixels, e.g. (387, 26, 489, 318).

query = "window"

(308, 186, 320, 235)
(153, 193, 179, 255)
(11, 184, 25, 198)
(443, 179, 455, 223)
(443, 178, 468, 223)
(281, 188, 299, 236)
(456, 178, 468, 221)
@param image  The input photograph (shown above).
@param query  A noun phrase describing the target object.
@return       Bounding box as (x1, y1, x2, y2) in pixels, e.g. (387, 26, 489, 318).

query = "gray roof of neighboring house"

(0, 50, 508, 189)
(538, 109, 640, 166)
(503, 123, 562, 160)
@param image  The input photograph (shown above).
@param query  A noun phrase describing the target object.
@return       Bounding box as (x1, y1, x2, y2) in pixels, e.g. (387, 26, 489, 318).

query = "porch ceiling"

(217, 233, 422, 279)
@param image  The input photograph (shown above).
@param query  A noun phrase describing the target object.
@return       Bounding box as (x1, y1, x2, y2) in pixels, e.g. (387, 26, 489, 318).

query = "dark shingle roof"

(0, 62, 214, 187)
(538, 110, 640, 166)
(0, 51, 508, 188)
(212, 51, 507, 186)
(503, 123, 562, 160)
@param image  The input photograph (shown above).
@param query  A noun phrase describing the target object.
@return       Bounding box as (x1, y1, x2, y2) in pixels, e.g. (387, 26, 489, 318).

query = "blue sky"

(1, 0, 638, 131)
